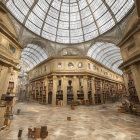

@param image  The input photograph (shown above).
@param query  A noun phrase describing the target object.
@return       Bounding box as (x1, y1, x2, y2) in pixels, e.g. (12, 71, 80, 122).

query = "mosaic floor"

(0, 102, 140, 140)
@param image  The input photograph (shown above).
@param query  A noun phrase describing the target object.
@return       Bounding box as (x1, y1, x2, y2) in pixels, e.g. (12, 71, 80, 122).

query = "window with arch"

(68, 62, 74, 68)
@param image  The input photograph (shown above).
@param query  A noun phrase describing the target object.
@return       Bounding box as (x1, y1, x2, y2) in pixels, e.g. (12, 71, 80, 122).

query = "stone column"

(52, 75, 58, 106)
(122, 70, 129, 95)
(83, 76, 88, 100)
(72, 76, 79, 101)
(34, 81, 37, 100)
(0, 66, 11, 98)
(0, 65, 5, 98)
(91, 77, 95, 104)
(62, 76, 67, 106)
(11, 70, 18, 105)
(130, 65, 140, 101)
(100, 79, 103, 104)
(45, 78, 48, 104)
(13, 71, 19, 94)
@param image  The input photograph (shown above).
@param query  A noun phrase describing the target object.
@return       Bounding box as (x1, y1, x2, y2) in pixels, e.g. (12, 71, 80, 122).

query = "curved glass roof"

(21, 44, 48, 71)
(87, 42, 123, 74)
(3, 0, 134, 44)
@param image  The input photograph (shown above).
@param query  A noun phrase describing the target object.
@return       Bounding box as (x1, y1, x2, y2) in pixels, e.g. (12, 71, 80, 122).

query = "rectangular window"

(93, 65, 96, 70)
(58, 63, 62, 68)
(44, 66, 46, 72)
(88, 63, 90, 69)
(59, 80, 61, 86)
(9, 45, 16, 54)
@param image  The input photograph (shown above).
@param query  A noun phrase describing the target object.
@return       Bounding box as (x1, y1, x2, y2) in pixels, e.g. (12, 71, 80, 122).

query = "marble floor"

(0, 102, 140, 140)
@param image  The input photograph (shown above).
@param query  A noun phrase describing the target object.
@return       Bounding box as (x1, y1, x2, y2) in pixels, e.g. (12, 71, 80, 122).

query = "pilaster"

(83, 76, 88, 100)
(72, 76, 79, 101)
(45, 78, 49, 104)
(130, 64, 140, 100)
(91, 77, 95, 104)
(0, 66, 11, 98)
(52, 75, 58, 106)
(12, 71, 18, 94)
(122, 70, 129, 95)
(62, 76, 67, 106)
(100, 79, 103, 104)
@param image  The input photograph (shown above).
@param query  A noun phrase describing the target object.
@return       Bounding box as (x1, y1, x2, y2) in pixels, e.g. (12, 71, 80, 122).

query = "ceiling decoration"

(20, 44, 48, 71)
(87, 42, 123, 74)
(3, 0, 134, 44)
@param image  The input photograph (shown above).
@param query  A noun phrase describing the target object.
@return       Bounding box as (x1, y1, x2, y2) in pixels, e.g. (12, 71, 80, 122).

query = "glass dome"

(3, 0, 134, 44)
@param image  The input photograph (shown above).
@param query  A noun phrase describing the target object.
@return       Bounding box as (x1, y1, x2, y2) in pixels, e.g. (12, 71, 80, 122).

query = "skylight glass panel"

(70, 36, 84, 43)
(52, 0, 61, 10)
(57, 29, 69, 37)
(60, 12, 69, 21)
(78, 0, 88, 10)
(38, 0, 49, 12)
(82, 15, 94, 27)
(14, 0, 29, 16)
(99, 52, 120, 63)
(33, 5, 46, 21)
(70, 21, 82, 29)
(96, 11, 112, 27)
(61, 3, 69, 12)
(6, 0, 25, 23)
(47, 0, 52, 4)
(115, 0, 134, 22)
(28, 12, 43, 28)
(30, 54, 39, 61)
(42, 31, 56, 41)
(90, 0, 102, 12)
(70, 12, 80, 21)
(45, 16, 58, 27)
(57, 36, 70, 43)
(70, 28, 83, 37)
(97, 49, 120, 60)
(70, 4, 79, 12)
(81, 7, 91, 19)
(83, 23, 97, 34)
(94, 4, 107, 20)
(24, 0, 34, 8)
(25, 20, 41, 35)
(21, 57, 34, 67)
(84, 30, 98, 41)
(111, 0, 126, 15)
(48, 7, 59, 19)
(105, 0, 115, 7)
(58, 21, 69, 29)
(87, 0, 93, 4)
(99, 19, 115, 34)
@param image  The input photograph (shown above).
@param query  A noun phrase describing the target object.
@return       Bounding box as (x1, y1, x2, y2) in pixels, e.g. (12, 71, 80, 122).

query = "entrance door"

(48, 92, 52, 104)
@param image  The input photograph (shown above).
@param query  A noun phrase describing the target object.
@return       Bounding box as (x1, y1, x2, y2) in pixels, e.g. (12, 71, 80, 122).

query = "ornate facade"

(0, 3, 23, 128)
(29, 56, 125, 106)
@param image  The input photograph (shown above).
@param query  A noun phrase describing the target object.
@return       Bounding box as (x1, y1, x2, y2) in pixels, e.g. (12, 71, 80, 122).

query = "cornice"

(118, 25, 140, 47)
(0, 24, 23, 49)
(29, 56, 122, 76)
(29, 71, 124, 84)
(119, 53, 140, 69)
(0, 54, 20, 71)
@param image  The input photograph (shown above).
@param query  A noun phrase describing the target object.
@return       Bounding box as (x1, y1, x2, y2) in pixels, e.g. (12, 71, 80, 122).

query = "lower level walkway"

(0, 102, 140, 140)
